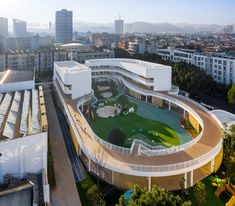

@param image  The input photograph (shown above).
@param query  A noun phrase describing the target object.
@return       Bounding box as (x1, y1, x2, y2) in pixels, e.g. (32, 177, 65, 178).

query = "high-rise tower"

(55, 9, 73, 43)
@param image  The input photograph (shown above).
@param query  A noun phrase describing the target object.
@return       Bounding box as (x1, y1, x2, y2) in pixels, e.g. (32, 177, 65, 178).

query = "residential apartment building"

(89, 33, 121, 48)
(35, 48, 67, 74)
(0, 50, 35, 71)
(60, 43, 114, 63)
(6, 35, 39, 51)
(128, 38, 146, 54)
(0, 17, 8, 37)
(13, 19, 27, 37)
(156, 48, 235, 85)
(0, 54, 6, 70)
(0, 35, 54, 52)
(115, 17, 124, 35)
(146, 44, 156, 54)
(0, 44, 114, 75)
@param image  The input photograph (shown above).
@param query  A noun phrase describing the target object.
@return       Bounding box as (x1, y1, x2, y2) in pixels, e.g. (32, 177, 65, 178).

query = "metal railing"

(55, 81, 223, 175)
(102, 138, 223, 174)
(177, 94, 210, 113)
(117, 139, 223, 172)
(76, 95, 131, 154)
(139, 131, 203, 156)
(121, 76, 204, 126)
(76, 75, 206, 156)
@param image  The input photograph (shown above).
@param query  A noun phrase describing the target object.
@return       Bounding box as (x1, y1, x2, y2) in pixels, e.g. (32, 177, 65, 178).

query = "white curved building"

(85, 58, 172, 92)
(53, 59, 223, 190)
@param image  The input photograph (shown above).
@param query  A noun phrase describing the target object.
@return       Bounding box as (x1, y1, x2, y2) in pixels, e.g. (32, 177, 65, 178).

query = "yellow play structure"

(211, 176, 235, 206)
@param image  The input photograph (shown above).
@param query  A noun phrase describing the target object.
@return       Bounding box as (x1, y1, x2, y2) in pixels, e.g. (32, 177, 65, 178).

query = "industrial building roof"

(0, 86, 47, 141)
(0, 70, 34, 84)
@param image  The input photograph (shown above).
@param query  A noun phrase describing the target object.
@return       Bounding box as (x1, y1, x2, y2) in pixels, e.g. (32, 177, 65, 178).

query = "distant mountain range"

(73, 20, 230, 33)
(26, 20, 232, 34)
(74, 20, 114, 33)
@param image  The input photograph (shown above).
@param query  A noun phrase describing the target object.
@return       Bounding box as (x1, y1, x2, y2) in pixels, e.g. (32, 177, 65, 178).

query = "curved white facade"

(85, 58, 172, 92)
(53, 59, 223, 190)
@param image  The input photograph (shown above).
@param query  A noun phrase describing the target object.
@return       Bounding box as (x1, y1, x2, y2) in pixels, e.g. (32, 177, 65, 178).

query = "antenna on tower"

(119, 13, 121, 20)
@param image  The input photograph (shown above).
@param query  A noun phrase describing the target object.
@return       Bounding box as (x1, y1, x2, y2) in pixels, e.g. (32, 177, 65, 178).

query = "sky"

(0, 0, 234, 26)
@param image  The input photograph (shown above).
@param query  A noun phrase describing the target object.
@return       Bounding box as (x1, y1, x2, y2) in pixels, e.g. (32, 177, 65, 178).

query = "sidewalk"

(44, 88, 81, 206)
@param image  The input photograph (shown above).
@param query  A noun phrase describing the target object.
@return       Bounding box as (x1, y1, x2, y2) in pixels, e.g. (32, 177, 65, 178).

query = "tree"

(117, 95, 129, 106)
(108, 128, 126, 146)
(116, 184, 192, 206)
(180, 177, 186, 200)
(114, 49, 229, 101)
(114, 48, 130, 58)
(48, 139, 56, 187)
(194, 182, 206, 206)
(87, 185, 106, 206)
(228, 84, 235, 105)
(222, 124, 235, 182)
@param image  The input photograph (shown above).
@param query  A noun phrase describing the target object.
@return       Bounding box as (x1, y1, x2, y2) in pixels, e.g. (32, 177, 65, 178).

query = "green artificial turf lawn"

(89, 111, 180, 148)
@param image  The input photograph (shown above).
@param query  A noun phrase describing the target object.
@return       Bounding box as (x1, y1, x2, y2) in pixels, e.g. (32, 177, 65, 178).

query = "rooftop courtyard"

(86, 80, 192, 148)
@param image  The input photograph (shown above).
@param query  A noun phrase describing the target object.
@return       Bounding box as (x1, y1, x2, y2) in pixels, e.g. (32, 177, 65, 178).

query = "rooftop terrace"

(55, 61, 91, 74)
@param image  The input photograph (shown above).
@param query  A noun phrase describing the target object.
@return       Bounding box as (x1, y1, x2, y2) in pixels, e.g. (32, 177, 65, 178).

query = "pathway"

(44, 87, 82, 206)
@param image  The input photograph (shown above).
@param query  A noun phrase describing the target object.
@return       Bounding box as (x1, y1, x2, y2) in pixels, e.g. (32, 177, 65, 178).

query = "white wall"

(54, 62, 92, 99)
(86, 59, 172, 92)
(0, 132, 47, 183)
(0, 80, 35, 93)
(70, 70, 92, 99)
(154, 68, 172, 91)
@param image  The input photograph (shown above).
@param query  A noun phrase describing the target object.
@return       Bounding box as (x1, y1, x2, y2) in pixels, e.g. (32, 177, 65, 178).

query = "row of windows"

(91, 65, 154, 83)
(174, 52, 190, 58)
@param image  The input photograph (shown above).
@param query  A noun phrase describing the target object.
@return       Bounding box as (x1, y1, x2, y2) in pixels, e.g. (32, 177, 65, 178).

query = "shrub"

(108, 128, 126, 146)
(116, 184, 192, 206)
(87, 185, 106, 206)
(117, 95, 129, 106)
(48, 140, 56, 187)
(194, 182, 206, 206)
(81, 183, 89, 191)
(228, 84, 235, 105)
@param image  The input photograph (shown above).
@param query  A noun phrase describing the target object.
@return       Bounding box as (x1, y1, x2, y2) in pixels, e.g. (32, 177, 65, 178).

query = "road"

(44, 87, 82, 206)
